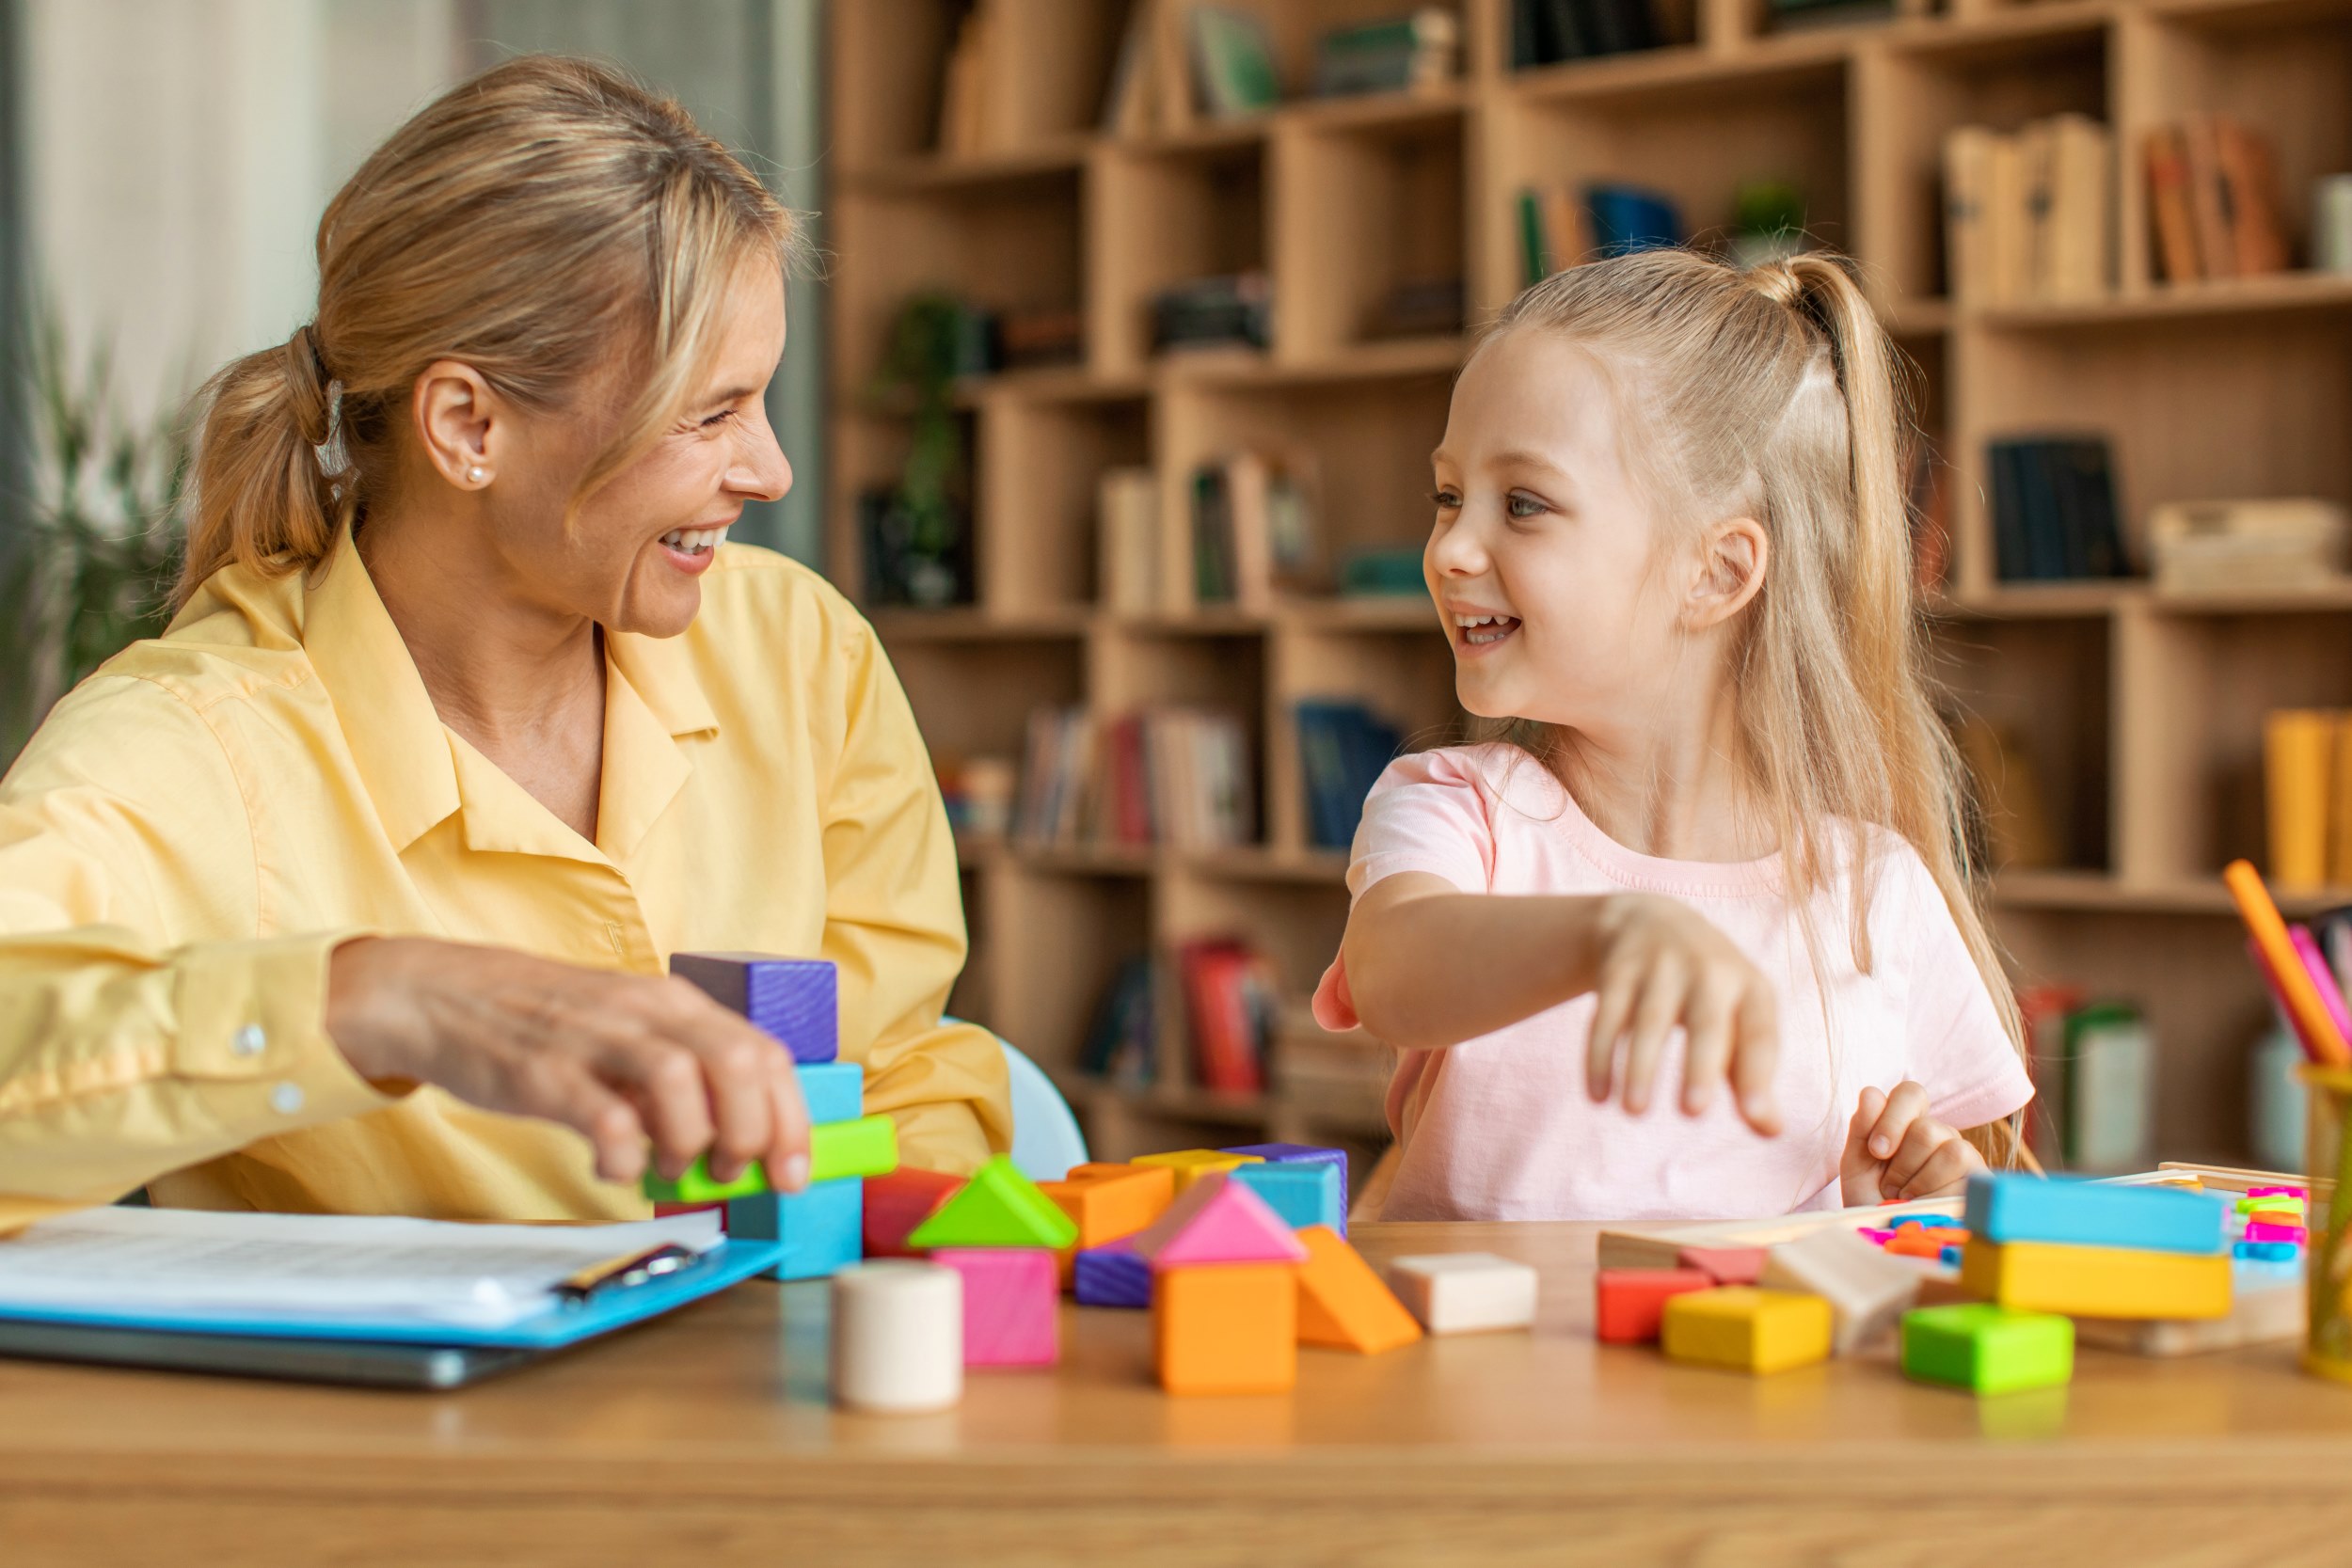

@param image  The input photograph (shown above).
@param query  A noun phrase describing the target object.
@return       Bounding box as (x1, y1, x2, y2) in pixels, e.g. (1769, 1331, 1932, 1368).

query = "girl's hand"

(324, 936, 812, 1191)
(1840, 1082, 1983, 1204)
(1585, 894, 1782, 1135)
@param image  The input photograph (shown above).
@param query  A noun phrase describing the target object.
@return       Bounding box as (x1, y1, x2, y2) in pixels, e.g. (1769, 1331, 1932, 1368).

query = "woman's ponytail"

(172, 324, 341, 610)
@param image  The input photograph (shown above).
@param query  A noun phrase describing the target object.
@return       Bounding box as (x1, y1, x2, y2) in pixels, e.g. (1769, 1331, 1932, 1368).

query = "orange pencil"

(2223, 859, 2352, 1067)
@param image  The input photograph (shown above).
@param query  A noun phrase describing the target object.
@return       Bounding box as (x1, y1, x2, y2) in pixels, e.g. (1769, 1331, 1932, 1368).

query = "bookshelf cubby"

(832, 0, 2352, 1175)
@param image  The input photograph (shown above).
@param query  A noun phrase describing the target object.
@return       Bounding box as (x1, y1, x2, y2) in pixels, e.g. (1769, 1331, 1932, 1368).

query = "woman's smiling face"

(1425, 327, 1682, 734)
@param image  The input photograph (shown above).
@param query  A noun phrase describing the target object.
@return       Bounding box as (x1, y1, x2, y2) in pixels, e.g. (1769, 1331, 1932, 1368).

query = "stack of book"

(1016, 705, 1255, 851)
(1510, 0, 1686, 68)
(1515, 182, 1681, 284)
(1311, 8, 1459, 97)
(2262, 709, 2352, 893)
(1985, 435, 2129, 583)
(2142, 116, 2291, 285)
(1179, 939, 1280, 1095)
(1187, 7, 1284, 119)
(1152, 272, 1274, 354)
(1188, 450, 1317, 610)
(2148, 498, 2349, 596)
(1081, 955, 1159, 1089)
(1098, 467, 1161, 614)
(1943, 115, 2114, 304)
(1296, 701, 1405, 851)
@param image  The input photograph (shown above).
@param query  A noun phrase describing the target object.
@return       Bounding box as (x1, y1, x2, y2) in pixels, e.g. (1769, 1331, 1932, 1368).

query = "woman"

(0, 56, 1009, 1232)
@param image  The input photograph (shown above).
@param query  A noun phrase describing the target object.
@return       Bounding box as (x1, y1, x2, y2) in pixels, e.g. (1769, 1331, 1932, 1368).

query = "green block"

(810, 1115, 898, 1184)
(905, 1153, 1078, 1250)
(643, 1154, 769, 1206)
(1900, 1303, 2074, 1395)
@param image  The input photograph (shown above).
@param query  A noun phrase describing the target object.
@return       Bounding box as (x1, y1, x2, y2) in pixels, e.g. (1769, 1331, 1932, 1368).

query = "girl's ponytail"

(174, 325, 341, 609)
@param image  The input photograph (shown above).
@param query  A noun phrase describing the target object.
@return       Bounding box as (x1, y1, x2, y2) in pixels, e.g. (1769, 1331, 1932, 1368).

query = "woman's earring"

(467, 465, 487, 485)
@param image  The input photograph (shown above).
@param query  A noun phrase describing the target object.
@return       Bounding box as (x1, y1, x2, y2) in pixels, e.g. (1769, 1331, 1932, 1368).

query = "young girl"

(1317, 248, 2032, 1222)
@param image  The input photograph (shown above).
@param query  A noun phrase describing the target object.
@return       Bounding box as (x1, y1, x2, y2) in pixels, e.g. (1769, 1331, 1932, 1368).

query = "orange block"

(1295, 1226, 1422, 1355)
(1153, 1263, 1298, 1395)
(1041, 1165, 1177, 1286)
(1885, 1228, 1967, 1259)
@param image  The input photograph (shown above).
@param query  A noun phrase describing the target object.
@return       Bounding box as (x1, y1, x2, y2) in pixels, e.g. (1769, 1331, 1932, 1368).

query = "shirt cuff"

(174, 930, 394, 1128)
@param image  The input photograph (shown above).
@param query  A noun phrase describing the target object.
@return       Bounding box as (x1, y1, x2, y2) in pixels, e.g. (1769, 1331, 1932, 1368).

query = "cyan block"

(1223, 1142, 1348, 1193)
(1963, 1174, 2226, 1255)
(1232, 1160, 1345, 1237)
(797, 1061, 864, 1126)
(671, 951, 837, 1063)
(727, 1175, 863, 1281)
(2235, 1240, 2300, 1263)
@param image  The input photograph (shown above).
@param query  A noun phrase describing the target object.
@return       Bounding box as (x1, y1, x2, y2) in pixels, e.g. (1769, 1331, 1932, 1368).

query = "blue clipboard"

(0, 1236, 788, 1349)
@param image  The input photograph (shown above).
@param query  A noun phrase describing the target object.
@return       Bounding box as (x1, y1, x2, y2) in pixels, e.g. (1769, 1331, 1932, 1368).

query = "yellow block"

(1660, 1287, 1833, 1375)
(1131, 1149, 1263, 1194)
(1960, 1239, 2232, 1321)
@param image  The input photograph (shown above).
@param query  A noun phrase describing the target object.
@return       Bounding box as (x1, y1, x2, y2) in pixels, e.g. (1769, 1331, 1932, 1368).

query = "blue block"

(2235, 1239, 2300, 1263)
(1891, 1213, 1963, 1231)
(1073, 1243, 1152, 1308)
(671, 952, 837, 1063)
(727, 1175, 862, 1280)
(1222, 1142, 1348, 1195)
(1232, 1160, 1345, 1237)
(1963, 1174, 2227, 1255)
(796, 1061, 864, 1126)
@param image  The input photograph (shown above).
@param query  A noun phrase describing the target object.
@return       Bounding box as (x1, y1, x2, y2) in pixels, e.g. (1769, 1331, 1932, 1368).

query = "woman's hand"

(324, 936, 811, 1190)
(1839, 1082, 1983, 1204)
(1585, 894, 1782, 1135)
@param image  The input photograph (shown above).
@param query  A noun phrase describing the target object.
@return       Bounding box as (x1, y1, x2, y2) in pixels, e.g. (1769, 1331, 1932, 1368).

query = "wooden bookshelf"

(828, 0, 2352, 1172)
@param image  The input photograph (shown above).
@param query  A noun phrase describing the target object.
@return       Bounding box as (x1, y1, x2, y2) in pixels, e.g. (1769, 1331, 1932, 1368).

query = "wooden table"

(7, 1220, 2352, 1567)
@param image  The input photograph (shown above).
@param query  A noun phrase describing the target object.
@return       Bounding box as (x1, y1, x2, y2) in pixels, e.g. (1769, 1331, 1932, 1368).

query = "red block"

(1595, 1268, 1713, 1344)
(864, 1168, 963, 1258)
(1678, 1245, 1767, 1286)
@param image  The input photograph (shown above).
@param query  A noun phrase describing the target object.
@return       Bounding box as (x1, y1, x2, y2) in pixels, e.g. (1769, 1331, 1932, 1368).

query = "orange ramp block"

(1295, 1226, 1422, 1355)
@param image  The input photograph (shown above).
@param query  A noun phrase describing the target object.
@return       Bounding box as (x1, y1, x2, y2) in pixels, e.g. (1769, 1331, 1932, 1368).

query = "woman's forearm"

(1342, 881, 1618, 1051)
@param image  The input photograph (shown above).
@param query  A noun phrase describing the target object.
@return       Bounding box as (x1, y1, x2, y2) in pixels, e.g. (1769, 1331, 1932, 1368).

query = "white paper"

(0, 1206, 723, 1328)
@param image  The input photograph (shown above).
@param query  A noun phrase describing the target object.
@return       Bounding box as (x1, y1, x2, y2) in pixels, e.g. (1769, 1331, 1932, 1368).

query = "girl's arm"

(1342, 872, 1784, 1134)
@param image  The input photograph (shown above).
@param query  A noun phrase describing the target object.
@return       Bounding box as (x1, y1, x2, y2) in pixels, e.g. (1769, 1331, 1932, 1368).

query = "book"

(1082, 955, 1159, 1086)
(936, 2, 997, 157)
(2143, 124, 2201, 284)
(1190, 7, 1283, 119)
(1098, 467, 1160, 614)
(2182, 114, 2236, 282)
(1985, 436, 2126, 582)
(2061, 1002, 2153, 1172)
(1311, 8, 1459, 97)
(1586, 182, 1680, 255)
(1943, 125, 1997, 301)
(1179, 940, 1275, 1094)
(1102, 0, 1160, 135)
(1191, 462, 1235, 602)
(2043, 114, 2113, 300)
(2265, 708, 2334, 892)
(2150, 498, 2351, 595)
(1984, 129, 2028, 303)
(1296, 701, 1405, 850)
(1020, 705, 1254, 851)
(1518, 188, 1548, 286)
(1151, 271, 1274, 351)
(2216, 118, 2291, 276)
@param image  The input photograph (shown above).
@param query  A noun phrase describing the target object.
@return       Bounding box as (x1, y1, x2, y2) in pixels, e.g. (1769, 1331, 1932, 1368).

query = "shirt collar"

(302, 528, 723, 860)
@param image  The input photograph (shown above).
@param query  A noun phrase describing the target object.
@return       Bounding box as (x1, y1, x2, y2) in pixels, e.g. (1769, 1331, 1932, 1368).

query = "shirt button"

(271, 1082, 305, 1116)
(232, 1024, 266, 1058)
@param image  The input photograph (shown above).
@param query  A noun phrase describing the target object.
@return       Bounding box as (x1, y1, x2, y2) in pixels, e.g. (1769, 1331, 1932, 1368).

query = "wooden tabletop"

(6, 1220, 2351, 1567)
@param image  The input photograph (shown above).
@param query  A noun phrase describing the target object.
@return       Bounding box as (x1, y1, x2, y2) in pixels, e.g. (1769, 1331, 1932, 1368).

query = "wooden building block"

(1134, 1148, 1263, 1193)
(831, 1260, 962, 1413)
(1595, 1268, 1713, 1345)
(1678, 1245, 1767, 1285)
(1131, 1170, 1308, 1268)
(1295, 1226, 1421, 1354)
(931, 1247, 1059, 1367)
(1223, 1144, 1349, 1229)
(1960, 1239, 2233, 1320)
(1963, 1173, 2227, 1254)
(1900, 1303, 2073, 1395)
(1884, 1227, 1968, 1259)
(1073, 1237, 1152, 1308)
(670, 951, 837, 1063)
(2243, 1220, 2307, 1244)
(1042, 1165, 1174, 1250)
(1386, 1253, 1538, 1335)
(644, 1154, 767, 1206)
(1153, 1262, 1298, 1394)
(863, 1167, 961, 1259)
(1230, 1161, 1344, 1234)
(1661, 1287, 1833, 1375)
(794, 1061, 866, 1125)
(728, 1176, 863, 1281)
(1760, 1227, 1921, 1354)
(809, 1115, 899, 1185)
(907, 1155, 1080, 1251)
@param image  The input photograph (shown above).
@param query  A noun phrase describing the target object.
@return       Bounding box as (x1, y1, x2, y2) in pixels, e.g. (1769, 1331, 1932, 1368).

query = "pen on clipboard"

(555, 1243, 697, 1306)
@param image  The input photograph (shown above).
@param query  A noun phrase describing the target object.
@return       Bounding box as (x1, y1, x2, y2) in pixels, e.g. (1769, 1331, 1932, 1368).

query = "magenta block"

(930, 1247, 1058, 1367)
(2249, 1186, 2308, 1199)
(2244, 1220, 2308, 1244)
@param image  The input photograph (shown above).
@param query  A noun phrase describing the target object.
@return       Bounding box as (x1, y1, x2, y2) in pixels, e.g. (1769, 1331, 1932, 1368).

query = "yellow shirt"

(0, 531, 1009, 1231)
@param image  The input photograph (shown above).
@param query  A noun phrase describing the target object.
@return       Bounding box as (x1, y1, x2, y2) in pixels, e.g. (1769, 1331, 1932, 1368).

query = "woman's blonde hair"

(1485, 248, 2026, 1158)
(172, 54, 801, 608)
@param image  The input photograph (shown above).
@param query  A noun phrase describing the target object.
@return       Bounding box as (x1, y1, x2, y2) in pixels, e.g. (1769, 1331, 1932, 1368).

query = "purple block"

(1221, 1142, 1347, 1197)
(671, 952, 837, 1063)
(1073, 1237, 1152, 1309)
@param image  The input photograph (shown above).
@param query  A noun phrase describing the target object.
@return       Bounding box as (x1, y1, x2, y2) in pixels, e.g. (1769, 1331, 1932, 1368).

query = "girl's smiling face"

(1427, 328, 1686, 735)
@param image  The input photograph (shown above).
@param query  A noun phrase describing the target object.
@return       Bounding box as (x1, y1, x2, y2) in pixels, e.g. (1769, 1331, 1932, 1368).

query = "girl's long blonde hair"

(1487, 248, 2025, 1157)
(173, 55, 801, 609)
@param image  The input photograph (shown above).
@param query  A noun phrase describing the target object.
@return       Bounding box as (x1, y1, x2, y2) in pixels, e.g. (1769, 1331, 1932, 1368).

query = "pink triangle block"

(1129, 1170, 1309, 1269)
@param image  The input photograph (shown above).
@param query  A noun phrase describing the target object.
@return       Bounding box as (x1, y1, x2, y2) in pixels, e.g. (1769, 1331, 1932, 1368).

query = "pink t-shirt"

(1312, 744, 2032, 1222)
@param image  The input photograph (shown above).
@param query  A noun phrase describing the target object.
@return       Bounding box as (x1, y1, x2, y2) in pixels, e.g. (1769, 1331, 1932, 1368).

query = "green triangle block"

(906, 1154, 1078, 1250)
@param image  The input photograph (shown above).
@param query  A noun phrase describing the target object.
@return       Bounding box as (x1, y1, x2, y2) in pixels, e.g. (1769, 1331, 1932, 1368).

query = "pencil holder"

(2298, 1068, 2352, 1383)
